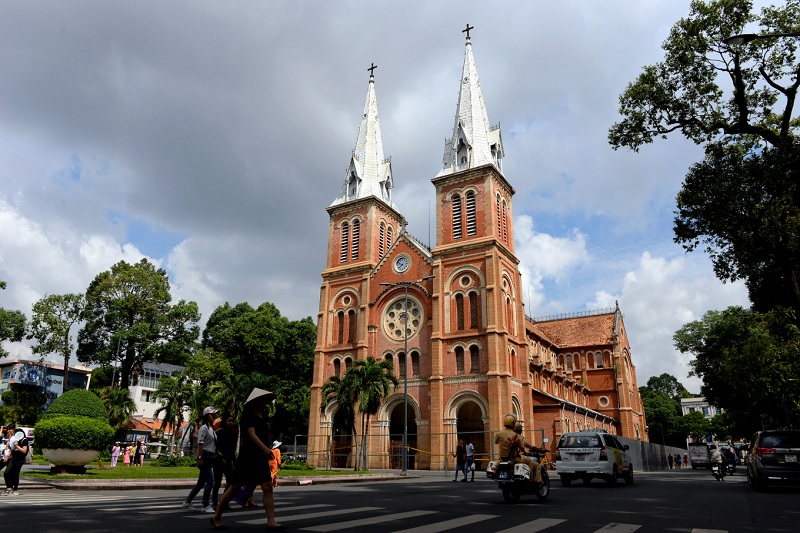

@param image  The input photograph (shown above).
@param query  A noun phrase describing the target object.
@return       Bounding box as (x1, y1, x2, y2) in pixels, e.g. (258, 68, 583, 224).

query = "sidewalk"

(18, 469, 435, 492)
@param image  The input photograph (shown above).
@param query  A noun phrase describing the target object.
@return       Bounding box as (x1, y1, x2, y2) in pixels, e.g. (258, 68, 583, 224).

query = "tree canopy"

(609, 0, 800, 314)
(29, 293, 86, 393)
(674, 305, 800, 434)
(639, 374, 694, 447)
(0, 279, 26, 358)
(77, 259, 200, 389)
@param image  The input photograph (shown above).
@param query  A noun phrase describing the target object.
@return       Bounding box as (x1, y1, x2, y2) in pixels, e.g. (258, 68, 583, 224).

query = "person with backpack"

(3, 429, 29, 495)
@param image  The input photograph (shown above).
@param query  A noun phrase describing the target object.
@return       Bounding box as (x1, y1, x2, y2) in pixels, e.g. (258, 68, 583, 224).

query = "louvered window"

(502, 200, 508, 242)
(387, 227, 393, 248)
(348, 309, 357, 343)
(470, 345, 480, 374)
(455, 347, 465, 375)
(351, 220, 360, 261)
(340, 223, 349, 263)
(466, 191, 476, 236)
(455, 294, 465, 330)
(452, 194, 462, 239)
(469, 292, 478, 329)
(496, 195, 501, 237)
(379, 223, 385, 256)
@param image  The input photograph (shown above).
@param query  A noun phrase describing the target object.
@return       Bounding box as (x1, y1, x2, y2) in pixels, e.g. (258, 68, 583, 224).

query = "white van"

(555, 430, 633, 486)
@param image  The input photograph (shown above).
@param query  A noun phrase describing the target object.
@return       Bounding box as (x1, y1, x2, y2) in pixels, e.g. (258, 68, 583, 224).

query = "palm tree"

(100, 387, 137, 438)
(209, 372, 252, 422)
(153, 374, 191, 455)
(320, 373, 358, 469)
(350, 357, 398, 470)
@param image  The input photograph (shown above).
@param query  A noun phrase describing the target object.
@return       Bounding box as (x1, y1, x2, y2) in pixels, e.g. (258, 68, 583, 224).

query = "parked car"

(555, 430, 633, 486)
(745, 429, 800, 491)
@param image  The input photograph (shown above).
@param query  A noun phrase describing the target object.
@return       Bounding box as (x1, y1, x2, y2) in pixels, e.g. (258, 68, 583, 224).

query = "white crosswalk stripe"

(389, 513, 496, 533)
(302, 510, 438, 532)
(495, 518, 568, 533)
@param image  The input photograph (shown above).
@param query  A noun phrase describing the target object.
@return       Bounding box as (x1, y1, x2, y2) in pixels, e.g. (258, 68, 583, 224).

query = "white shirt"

(197, 424, 217, 455)
(466, 442, 475, 457)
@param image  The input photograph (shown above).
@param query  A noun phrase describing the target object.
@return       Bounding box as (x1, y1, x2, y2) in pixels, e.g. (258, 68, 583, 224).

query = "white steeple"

(437, 25, 504, 178)
(330, 64, 395, 208)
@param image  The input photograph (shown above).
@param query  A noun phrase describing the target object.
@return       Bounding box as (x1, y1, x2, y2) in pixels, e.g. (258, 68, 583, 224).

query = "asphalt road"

(1, 468, 798, 532)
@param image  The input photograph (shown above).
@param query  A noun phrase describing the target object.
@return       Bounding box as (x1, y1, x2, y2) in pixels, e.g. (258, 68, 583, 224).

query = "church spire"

(437, 25, 504, 178)
(330, 64, 395, 208)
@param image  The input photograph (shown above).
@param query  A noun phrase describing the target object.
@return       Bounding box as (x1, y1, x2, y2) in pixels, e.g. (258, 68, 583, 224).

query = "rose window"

(383, 298, 423, 341)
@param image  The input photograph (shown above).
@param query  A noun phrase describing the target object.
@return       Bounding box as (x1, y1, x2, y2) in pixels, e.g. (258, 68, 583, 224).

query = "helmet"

(514, 422, 523, 432)
(503, 414, 517, 428)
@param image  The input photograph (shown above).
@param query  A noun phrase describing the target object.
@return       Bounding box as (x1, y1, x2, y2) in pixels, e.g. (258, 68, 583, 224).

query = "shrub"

(42, 389, 107, 420)
(153, 454, 198, 468)
(281, 459, 315, 471)
(34, 416, 114, 451)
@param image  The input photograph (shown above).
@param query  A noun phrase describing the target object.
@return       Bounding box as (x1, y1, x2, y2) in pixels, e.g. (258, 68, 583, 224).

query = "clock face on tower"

(394, 255, 410, 273)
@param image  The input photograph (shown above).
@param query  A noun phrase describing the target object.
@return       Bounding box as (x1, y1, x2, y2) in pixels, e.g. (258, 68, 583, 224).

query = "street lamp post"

(380, 275, 434, 475)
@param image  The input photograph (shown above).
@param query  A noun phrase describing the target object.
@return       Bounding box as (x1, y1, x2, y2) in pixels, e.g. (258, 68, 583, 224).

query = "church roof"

(530, 313, 616, 348)
(330, 67, 395, 209)
(437, 28, 504, 178)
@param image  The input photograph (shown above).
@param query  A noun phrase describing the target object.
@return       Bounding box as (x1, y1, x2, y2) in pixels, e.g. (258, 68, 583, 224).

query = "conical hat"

(245, 388, 276, 406)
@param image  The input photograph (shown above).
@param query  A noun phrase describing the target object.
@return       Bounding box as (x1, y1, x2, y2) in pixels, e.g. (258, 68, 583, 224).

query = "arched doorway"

(456, 400, 485, 468)
(389, 402, 417, 469)
(331, 407, 353, 468)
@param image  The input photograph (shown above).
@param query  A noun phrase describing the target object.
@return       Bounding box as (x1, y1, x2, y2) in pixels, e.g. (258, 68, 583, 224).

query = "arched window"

(455, 294, 465, 330)
(566, 355, 573, 372)
(398, 351, 406, 378)
(596, 351, 605, 368)
(496, 195, 501, 237)
(379, 223, 386, 257)
(510, 349, 517, 378)
(384, 354, 394, 376)
(505, 295, 514, 335)
(466, 191, 476, 236)
(455, 347, 465, 375)
(340, 223, 349, 263)
(411, 351, 420, 379)
(470, 345, 479, 374)
(347, 309, 357, 344)
(502, 200, 508, 242)
(469, 291, 478, 329)
(333, 359, 341, 378)
(452, 193, 463, 239)
(344, 357, 352, 372)
(558, 354, 564, 369)
(351, 219, 360, 261)
(387, 226, 393, 248)
(337, 311, 345, 344)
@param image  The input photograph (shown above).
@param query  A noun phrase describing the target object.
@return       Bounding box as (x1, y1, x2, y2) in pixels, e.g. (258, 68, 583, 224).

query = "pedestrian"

(667, 453, 674, 469)
(270, 440, 282, 487)
(684, 453, 689, 468)
(137, 439, 146, 466)
(183, 406, 219, 514)
(210, 388, 284, 531)
(0, 426, 14, 475)
(465, 437, 475, 481)
(675, 453, 681, 469)
(110, 442, 121, 467)
(133, 440, 142, 466)
(123, 445, 131, 466)
(3, 429, 29, 495)
(212, 413, 237, 510)
(452, 438, 467, 482)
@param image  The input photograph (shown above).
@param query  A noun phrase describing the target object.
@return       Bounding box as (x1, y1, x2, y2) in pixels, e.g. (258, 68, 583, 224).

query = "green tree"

(349, 357, 398, 470)
(674, 306, 800, 434)
(184, 348, 232, 387)
(29, 293, 86, 393)
(679, 410, 712, 441)
(208, 372, 252, 421)
(88, 366, 114, 393)
(153, 374, 192, 454)
(640, 388, 682, 446)
(0, 389, 47, 425)
(320, 373, 358, 468)
(644, 373, 692, 402)
(0, 280, 26, 358)
(202, 302, 316, 438)
(609, 0, 800, 313)
(100, 387, 137, 437)
(77, 259, 201, 389)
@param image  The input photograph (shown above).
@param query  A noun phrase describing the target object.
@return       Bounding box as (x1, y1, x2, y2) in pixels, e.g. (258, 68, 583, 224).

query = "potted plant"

(34, 389, 114, 474)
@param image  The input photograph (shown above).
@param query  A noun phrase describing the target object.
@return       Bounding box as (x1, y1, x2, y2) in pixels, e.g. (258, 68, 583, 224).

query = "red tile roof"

(530, 313, 615, 348)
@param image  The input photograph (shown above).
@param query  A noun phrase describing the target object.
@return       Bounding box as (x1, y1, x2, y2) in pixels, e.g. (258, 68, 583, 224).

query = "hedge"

(42, 389, 107, 420)
(34, 416, 114, 451)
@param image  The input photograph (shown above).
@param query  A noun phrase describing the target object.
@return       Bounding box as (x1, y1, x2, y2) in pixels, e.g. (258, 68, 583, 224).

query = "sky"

(0, 1, 754, 392)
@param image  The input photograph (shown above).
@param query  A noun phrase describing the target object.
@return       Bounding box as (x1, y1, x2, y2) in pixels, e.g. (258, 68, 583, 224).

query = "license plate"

(574, 455, 585, 461)
(785, 454, 797, 463)
(498, 471, 510, 479)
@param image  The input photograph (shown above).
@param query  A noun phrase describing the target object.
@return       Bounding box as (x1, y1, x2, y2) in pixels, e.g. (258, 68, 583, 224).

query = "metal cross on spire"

(368, 63, 377, 77)
(463, 24, 474, 39)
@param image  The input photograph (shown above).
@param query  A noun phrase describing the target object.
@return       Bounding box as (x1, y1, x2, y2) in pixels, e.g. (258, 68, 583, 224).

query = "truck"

(688, 442, 710, 469)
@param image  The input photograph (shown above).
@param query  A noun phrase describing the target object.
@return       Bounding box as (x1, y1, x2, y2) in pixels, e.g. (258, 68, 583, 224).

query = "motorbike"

(725, 462, 736, 476)
(486, 451, 550, 503)
(711, 462, 725, 481)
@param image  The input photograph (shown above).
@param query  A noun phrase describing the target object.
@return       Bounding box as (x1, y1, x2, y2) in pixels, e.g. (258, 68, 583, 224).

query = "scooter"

(725, 462, 736, 476)
(711, 462, 725, 481)
(486, 451, 550, 504)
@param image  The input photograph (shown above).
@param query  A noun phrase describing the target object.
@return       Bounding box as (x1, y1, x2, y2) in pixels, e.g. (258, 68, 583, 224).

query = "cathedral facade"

(307, 31, 647, 470)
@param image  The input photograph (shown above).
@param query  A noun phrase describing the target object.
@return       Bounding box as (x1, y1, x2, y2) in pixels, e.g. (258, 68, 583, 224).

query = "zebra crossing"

(0, 491, 730, 533)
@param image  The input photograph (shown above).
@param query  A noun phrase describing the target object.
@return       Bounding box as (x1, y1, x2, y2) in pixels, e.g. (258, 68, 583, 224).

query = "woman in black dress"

(210, 388, 283, 531)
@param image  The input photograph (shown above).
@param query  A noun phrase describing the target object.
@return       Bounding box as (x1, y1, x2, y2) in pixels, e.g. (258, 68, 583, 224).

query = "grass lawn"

(22, 463, 372, 481)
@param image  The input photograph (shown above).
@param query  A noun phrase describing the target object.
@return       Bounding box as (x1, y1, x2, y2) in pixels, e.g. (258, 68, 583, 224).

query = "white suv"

(555, 430, 633, 486)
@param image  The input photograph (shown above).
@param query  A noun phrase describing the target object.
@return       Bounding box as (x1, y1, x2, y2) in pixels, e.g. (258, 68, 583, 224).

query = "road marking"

(495, 518, 567, 532)
(301, 510, 438, 532)
(180, 504, 334, 518)
(594, 524, 641, 533)
(691, 530, 728, 533)
(390, 513, 496, 532)
(237, 506, 383, 525)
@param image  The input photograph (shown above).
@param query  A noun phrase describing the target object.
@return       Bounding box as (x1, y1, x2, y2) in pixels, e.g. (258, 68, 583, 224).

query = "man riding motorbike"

(514, 421, 544, 485)
(494, 414, 542, 485)
(709, 445, 724, 479)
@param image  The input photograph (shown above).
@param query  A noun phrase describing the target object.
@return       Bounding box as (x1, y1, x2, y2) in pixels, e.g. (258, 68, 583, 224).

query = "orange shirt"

(270, 448, 281, 478)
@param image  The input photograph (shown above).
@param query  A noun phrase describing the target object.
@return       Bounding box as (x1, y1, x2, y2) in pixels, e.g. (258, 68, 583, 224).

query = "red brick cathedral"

(307, 30, 647, 470)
